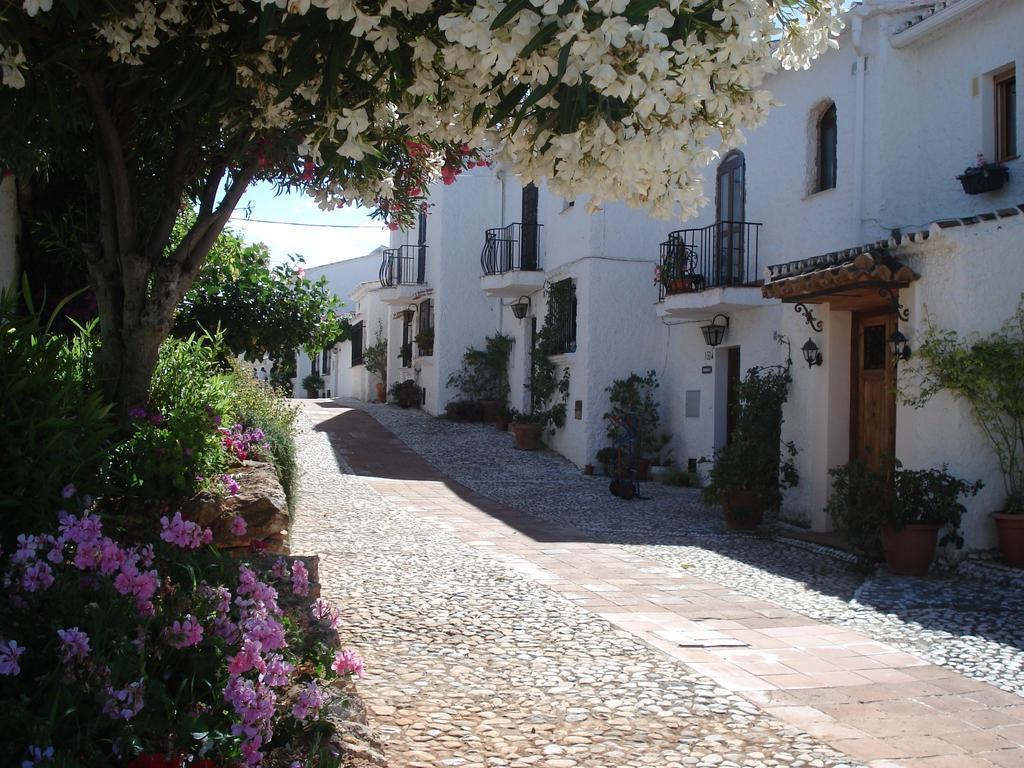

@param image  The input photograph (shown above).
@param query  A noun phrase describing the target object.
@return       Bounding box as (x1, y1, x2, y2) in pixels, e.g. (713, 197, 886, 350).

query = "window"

(816, 103, 837, 191)
(350, 321, 364, 366)
(547, 278, 577, 354)
(996, 69, 1017, 161)
(321, 347, 331, 375)
(310, 353, 319, 376)
(416, 299, 434, 356)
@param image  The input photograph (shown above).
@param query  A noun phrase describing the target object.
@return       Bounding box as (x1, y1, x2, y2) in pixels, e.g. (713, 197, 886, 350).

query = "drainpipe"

(495, 168, 507, 334)
(852, 11, 868, 243)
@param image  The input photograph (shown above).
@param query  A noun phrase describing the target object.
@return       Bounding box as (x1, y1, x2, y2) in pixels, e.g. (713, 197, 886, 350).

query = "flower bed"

(0, 489, 368, 767)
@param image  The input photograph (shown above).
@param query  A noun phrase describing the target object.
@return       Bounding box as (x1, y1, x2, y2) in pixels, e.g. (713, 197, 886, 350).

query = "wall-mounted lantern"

(888, 328, 912, 363)
(510, 295, 531, 320)
(700, 314, 729, 348)
(801, 337, 823, 368)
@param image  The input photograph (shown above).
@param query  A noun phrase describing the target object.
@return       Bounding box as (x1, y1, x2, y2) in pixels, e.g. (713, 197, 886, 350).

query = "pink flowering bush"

(220, 424, 271, 463)
(0, 492, 356, 767)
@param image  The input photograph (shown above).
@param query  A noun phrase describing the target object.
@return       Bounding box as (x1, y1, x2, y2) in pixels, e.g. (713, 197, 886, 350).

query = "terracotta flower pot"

(583, 464, 594, 476)
(881, 523, 940, 576)
(511, 422, 542, 450)
(724, 490, 763, 530)
(993, 513, 1024, 568)
(375, 381, 387, 403)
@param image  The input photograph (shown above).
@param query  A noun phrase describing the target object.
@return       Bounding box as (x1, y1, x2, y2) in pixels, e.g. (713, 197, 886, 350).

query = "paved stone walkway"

(294, 402, 1024, 768)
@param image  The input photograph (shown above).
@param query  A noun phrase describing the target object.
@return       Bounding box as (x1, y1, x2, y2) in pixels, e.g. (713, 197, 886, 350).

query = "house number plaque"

(701, 365, 713, 374)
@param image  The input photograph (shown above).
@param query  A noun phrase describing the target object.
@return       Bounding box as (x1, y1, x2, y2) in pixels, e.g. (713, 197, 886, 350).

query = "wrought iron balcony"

(657, 221, 762, 301)
(380, 244, 427, 289)
(481, 222, 543, 275)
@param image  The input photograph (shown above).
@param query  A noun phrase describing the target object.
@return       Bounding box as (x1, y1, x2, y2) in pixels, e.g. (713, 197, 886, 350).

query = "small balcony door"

(416, 211, 427, 283)
(716, 151, 745, 285)
(521, 183, 538, 270)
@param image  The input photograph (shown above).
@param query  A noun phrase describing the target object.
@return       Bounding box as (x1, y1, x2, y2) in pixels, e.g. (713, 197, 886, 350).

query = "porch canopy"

(761, 246, 919, 310)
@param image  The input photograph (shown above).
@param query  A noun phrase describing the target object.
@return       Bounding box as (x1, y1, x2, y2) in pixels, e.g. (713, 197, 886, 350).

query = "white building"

(337, 0, 1023, 553)
(294, 247, 384, 398)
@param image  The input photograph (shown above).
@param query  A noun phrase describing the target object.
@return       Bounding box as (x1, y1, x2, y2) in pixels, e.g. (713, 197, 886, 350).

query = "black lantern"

(510, 296, 531, 320)
(801, 337, 823, 368)
(700, 314, 729, 348)
(888, 328, 911, 363)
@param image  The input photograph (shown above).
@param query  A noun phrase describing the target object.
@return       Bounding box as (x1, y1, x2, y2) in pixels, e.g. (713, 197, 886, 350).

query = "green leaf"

(490, 0, 530, 30)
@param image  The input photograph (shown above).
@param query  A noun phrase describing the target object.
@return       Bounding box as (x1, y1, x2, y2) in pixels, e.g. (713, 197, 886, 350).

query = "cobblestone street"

(292, 402, 1024, 768)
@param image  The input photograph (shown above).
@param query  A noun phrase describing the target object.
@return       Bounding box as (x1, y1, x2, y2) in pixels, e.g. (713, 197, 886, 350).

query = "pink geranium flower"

(168, 615, 204, 649)
(0, 638, 25, 676)
(331, 648, 364, 678)
(230, 515, 247, 536)
(57, 627, 91, 663)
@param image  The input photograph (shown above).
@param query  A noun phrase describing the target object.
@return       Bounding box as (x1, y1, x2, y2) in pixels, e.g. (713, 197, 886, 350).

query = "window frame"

(350, 321, 364, 367)
(995, 68, 1017, 162)
(816, 103, 838, 192)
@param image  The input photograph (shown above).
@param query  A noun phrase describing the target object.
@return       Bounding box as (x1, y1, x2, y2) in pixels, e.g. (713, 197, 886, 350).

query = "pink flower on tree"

(57, 628, 91, 663)
(331, 648, 364, 678)
(0, 638, 25, 676)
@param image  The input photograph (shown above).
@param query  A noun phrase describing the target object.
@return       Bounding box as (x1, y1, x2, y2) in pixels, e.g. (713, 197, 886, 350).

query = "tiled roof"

(761, 202, 1023, 301)
(893, 0, 968, 34)
(765, 202, 1024, 286)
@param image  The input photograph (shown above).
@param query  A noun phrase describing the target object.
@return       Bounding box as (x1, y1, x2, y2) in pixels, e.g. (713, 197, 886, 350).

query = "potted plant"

(604, 371, 661, 479)
(448, 333, 514, 421)
(902, 297, 1024, 567)
(702, 365, 798, 530)
(880, 464, 982, 576)
(301, 373, 324, 399)
(596, 447, 617, 477)
(362, 321, 388, 403)
(389, 379, 422, 409)
(957, 154, 1009, 195)
(414, 327, 434, 357)
(495, 405, 513, 432)
(511, 322, 569, 451)
(646, 431, 674, 481)
(825, 459, 889, 572)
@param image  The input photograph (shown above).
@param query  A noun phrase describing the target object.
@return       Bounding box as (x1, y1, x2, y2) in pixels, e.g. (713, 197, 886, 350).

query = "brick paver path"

(300, 403, 1024, 768)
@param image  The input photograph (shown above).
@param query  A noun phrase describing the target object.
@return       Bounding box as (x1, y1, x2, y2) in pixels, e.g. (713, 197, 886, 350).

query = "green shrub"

(447, 333, 514, 402)
(105, 334, 232, 500)
(0, 285, 115, 540)
(225, 361, 299, 511)
(604, 370, 660, 455)
(389, 378, 422, 408)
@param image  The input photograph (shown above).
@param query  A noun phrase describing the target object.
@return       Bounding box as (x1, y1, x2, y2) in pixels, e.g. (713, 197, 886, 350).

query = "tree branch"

(143, 121, 197, 266)
(81, 73, 135, 256)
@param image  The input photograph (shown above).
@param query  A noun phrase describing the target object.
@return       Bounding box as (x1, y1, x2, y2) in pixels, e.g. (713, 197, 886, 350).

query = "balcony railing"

(481, 222, 543, 275)
(380, 244, 427, 289)
(657, 221, 762, 301)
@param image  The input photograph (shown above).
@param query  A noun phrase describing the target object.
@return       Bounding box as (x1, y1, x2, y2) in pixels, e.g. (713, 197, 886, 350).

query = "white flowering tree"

(0, 0, 841, 414)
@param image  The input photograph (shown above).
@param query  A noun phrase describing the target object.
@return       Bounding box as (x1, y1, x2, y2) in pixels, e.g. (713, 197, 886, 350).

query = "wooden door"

(851, 312, 897, 471)
(715, 151, 745, 285)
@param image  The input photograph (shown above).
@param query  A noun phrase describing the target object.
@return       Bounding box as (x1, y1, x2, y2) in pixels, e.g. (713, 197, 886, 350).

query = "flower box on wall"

(957, 164, 1009, 195)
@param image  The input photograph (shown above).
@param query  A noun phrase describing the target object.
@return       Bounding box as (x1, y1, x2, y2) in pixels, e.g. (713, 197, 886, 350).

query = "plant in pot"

(301, 372, 324, 399)
(512, 323, 569, 451)
(414, 326, 434, 357)
(596, 447, 617, 477)
(702, 364, 798, 530)
(604, 370, 661, 480)
(363, 321, 388, 403)
(881, 463, 982, 576)
(495, 405, 513, 432)
(901, 296, 1024, 567)
(447, 332, 514, 422)
(645, 431, 674, 481)
(956, 153, 1009, 195)
(389, 378, 422, 409)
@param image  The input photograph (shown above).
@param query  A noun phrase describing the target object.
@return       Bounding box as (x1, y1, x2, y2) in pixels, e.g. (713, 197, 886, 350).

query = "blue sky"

(226, 181, 390, 267)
